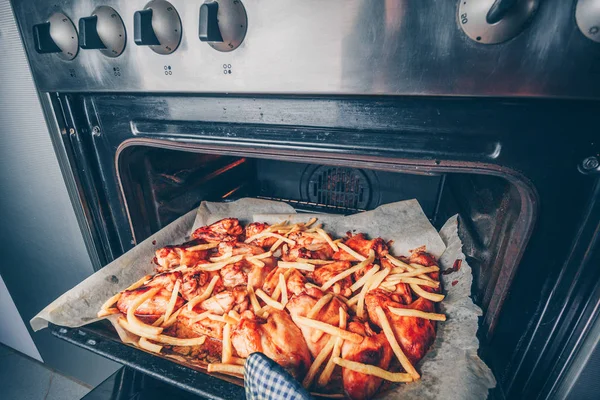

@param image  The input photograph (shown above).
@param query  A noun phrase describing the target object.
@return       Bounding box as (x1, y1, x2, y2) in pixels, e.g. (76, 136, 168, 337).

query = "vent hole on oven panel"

(305, 166, 371, 212)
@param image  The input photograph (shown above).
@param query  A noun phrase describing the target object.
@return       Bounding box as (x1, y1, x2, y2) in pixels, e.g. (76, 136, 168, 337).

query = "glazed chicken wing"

(219, 259, 275, 289)
(333, 233, 388, 261)
(263, 267, 307, 297)
(200, 285, 248, 315)
(117, 272, 184, 317)
(192, 218, 243, 242)
(180, 268, 223, 301)
(177, 306, 226, 340)
(154, 239, 210, 272)
(341, 321, 393, 400)
(365, 289, 436, 365)
(231, 310, 312, 379)
(244, 222, 279, 248)
(283, 243, 335, 262)
(216, 241, 265, 257)
(312, 261, 353, 297)
(286, 291, 348, 357)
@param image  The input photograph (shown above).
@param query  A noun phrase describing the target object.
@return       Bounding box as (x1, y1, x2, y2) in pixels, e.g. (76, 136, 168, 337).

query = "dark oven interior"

(52, 93, 599, 399)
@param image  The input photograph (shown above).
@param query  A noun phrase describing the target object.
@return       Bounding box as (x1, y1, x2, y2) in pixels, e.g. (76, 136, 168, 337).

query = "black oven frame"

(50, 93, 600, 399)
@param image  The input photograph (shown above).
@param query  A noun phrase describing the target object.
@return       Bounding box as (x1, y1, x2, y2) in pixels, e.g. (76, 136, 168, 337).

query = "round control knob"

(458, 0, 538, 44)
(79, 6, 126, 57)
(199, 0, 247, 52)
(134, 0, 182, 55)
(32, 13, 79, 60)
(576, 0, 600, 43)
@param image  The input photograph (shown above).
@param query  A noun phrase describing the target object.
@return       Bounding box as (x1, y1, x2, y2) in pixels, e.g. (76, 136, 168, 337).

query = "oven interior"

(117, 145, 528, 341)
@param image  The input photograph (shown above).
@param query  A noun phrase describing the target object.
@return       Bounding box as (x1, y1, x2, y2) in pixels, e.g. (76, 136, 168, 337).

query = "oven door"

(51, 93, 600, 399)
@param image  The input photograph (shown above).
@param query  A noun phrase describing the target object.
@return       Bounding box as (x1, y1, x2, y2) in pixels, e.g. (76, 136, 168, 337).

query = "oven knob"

(32, 13, 79, 60)
(79, 6, 126, 58)
(199, 0, 247, 52)
(576, 0, 600, 43)
(458, 0, 538, 44)
(134, 0, 182, 55)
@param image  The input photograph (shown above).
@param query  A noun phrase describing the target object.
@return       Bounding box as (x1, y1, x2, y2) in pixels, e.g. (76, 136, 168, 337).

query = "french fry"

(350, 264, 380, 292)
(357, 268, 390, 320)
(388, 306, 447, 321)
(125, 274, 153, 291)
(247, 285, 261, 313)
(308, 294, 333, 318)
(332, 357, 413, 383)
(269, 238, 285, 252)
(316, 228, 339, 252)
(303, 335, 337, 388)
(277, 261, 315, 272)
(296, 258, 335, 265)
(187, 275, 221, 311)
(99, 292, 122, 313)
(410, 284, 445, 302)
(163, 280, 181, 322)
(246, 257, 265, 268)
(186, 242, 220, 252)
(317, 308, 347, 387)
(139, 337, 162, 353)
(322, 250, 375, 291)
(245, 231, 295, 246)
(118, 318, 206, 346)
(303, 217, 318, 228)
(384, 276, 439, 288)
(228, 310, 241, 322)
(210, 251, 233, 262)
(385, 254, 434, 282)
(207, 363, 245, 377)
(126, 286, 163, 336)
(374, 306, 420, 380)
(230, 356, 246, 366)
(295, 316, 363, 344)
(255, 289, 285, 310)
(162, 306, 184, 327)
(97, 308, 120, 318)
(279, 273, 288, 307)
(394, 266, 439, 278)
(190, 311, 218, 323)
(222, 323, 232, 363)
(199, 255, 245, 272)
(248, 251, 273, 260)
(337, 243, 366, 262)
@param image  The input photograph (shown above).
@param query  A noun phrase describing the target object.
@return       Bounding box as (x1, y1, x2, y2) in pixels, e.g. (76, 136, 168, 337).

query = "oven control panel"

(12, 0, 600, 98)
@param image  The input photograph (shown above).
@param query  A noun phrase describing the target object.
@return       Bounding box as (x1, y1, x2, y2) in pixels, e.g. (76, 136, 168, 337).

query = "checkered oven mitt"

(244, 352, 314, 400)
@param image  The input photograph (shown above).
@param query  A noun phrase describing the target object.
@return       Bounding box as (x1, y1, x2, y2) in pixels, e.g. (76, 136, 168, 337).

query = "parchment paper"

(31, 198, 495, 399)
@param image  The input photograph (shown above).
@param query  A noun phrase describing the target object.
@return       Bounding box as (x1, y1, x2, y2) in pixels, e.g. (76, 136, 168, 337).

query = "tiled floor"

(0, 343, 91, 400)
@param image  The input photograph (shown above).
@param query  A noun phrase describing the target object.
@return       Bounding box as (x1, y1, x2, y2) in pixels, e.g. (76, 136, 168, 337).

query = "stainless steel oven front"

(8, 0, 600, 399)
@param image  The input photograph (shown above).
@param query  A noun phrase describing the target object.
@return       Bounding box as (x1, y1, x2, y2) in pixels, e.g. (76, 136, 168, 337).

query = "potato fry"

(337, 243, 366, 262)
(125, 274, 153, 291)
(139, 337, 162, 353)
(303, 217, 318, 228)
(308, 294, 333, 319)
(246, 257, 265, 268)
(162, 306, 184, 328)
(296, 258, 335, 265)
(187, 275, 220, 311)
(316, 228, 339, 252)
(228, 310, 241, 322)
(207, 363, 245, 377)
(186, 242, 219, 252)
(321, 250, 374, 291)
(199, 255, 245, 272)
(303, 335, 337, 388)
(99, 292, 122, 313)
(388, 306, 446, 321)
(277, 261, 315, 272)
(255, 289, 285, 310)
(222, 323, 232, 363)
(163, 280, 181, 322)
(97, 308, 120, 318)
(410, 284, 445, 302)
(385, 254, 434, 282)
(385, 276, 439, 288)
(394, 266, 439, 278)
(374, 306, 420, 380)
(279, 273, 288, 307)
(350, 264, 380, 292)
(126, 286, 163, 336)
(269, 238, 285, 252)
(332, 357, 413, 383)
(247, 285, 261, 313)
(317, 308, 347, 387)
(230, 356, 246, 366)
(210, 251, 233, 262)
(118, 318, 206, 346)
(357, 268, 389, 320)
(245, 231, 295, 246)
(295, 316, 363, 344)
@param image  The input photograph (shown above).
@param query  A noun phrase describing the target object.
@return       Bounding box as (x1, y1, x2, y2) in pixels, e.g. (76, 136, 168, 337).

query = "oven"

(8, 0, 600, 398)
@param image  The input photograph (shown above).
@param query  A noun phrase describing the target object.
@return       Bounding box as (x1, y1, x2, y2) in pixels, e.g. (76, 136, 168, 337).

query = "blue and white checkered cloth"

(244, 352, 313, 400)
